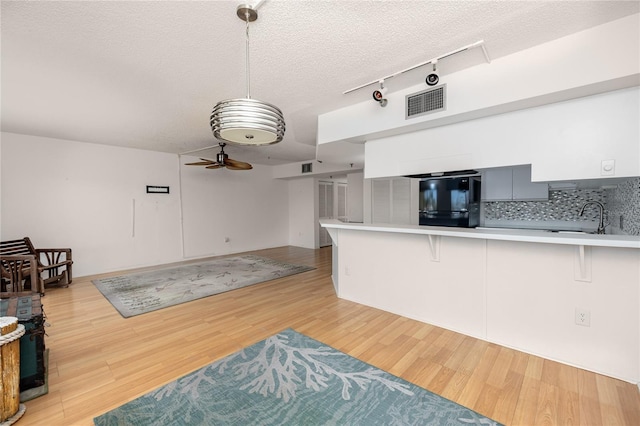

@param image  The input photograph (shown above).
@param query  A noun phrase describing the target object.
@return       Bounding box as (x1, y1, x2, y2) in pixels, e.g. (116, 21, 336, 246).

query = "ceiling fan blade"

(225, 157, 253, 170)
(185, 158, 215, 166)
(226, 164, 251, 171)
(205, 164, 224, 169)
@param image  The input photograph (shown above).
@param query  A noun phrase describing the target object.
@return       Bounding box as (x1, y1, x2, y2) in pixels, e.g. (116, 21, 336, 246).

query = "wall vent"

(406, 84, 446, 119)
(301, 163, 313, 173)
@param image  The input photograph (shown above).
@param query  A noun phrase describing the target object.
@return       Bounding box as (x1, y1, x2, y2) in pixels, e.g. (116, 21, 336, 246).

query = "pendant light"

(210, 4, 285, 145)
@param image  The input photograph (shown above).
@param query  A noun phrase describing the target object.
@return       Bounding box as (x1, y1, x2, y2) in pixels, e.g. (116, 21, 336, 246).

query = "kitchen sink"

(476, 227, 594, 234)
(476, 227, 548, 233)
(547, 230, 594, 234)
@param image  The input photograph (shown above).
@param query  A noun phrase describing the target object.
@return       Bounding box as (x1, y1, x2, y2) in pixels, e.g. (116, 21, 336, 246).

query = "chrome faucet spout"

(579, 201, 606, 234)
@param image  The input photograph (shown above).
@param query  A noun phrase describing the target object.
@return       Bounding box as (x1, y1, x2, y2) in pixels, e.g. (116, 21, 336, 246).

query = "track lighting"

(372, 80, 388, 107)
(343, 40, 491, 95)
(425, 59, 439, 86)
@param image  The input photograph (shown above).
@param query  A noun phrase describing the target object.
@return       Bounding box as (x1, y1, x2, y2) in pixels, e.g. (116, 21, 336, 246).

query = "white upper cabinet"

(371, 178, 415, 225)
(346, 172, 364, 223)
(318, 181, 334, 247)
(482, 165, 549, 201)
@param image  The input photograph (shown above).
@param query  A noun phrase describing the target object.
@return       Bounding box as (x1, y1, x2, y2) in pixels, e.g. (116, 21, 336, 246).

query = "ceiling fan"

(184, 143, 253, 171)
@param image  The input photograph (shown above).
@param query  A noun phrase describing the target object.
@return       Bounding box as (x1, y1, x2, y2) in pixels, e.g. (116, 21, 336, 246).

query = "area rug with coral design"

(93, 329, 501, 425)
(92, 255, 314, 318)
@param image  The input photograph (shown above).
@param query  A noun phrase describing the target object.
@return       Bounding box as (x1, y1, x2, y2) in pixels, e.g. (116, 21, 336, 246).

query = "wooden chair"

(0, 237, 73, 294)
(0, 255, 38, 292)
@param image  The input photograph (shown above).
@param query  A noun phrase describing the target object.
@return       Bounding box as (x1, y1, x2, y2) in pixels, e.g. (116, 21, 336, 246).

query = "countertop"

(320, 219, 640, 249)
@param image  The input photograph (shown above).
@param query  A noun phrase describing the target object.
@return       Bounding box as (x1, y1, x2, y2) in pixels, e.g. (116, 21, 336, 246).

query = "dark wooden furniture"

(0, 292, 46, 393)
(0, 254, 38, 293)
(0, 237, 72, 294)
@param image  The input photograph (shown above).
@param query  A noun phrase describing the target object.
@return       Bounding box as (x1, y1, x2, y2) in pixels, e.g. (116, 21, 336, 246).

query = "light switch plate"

(601, 159, 615, 176)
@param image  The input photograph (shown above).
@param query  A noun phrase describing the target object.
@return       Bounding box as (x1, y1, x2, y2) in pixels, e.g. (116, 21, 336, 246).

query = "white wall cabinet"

(371, 178, 415, 225)
(318, 181, 334, 247)
(337, 182, 348, 222)
(482, 165, 548, 201)
(347, 172, 364, 223)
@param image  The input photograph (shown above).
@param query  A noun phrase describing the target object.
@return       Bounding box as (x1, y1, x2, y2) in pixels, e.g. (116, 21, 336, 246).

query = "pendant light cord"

(245, 11, 251, 99)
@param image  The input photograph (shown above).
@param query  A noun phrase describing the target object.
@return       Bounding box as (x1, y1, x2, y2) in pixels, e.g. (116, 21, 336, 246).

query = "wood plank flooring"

(19, 246, 640, 425)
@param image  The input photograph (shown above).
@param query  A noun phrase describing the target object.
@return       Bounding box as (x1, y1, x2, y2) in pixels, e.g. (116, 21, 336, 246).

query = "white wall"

(287, 177, 316, 249)
(1, 132, 183, 276)
(364, 87, 640, 181)
(317, 13, 639, 147)
(179, 156, 290, 258)
(272, 160, 362, 179)
(1, 132, 292, 277)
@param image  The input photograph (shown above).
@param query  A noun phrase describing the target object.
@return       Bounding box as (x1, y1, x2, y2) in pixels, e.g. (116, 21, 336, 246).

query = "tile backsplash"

(605, 177, 640, 236)
(484, 177, 640, 235)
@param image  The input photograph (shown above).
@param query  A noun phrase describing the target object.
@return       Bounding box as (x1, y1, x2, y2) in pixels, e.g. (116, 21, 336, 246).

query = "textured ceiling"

(2, 1, 638, 165)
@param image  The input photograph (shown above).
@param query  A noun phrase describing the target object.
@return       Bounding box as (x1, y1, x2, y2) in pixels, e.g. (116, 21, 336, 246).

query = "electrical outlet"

(575, 308, 591, 327)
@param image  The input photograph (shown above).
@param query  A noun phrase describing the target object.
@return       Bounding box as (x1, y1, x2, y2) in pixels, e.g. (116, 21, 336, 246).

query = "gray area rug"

(92, 255, 314, 318)
(93, 329, 502, 425)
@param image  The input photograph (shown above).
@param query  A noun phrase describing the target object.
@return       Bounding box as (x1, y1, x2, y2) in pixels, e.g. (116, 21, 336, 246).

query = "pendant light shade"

(211, 98, 285, 145)
(210, 4, 285, 146)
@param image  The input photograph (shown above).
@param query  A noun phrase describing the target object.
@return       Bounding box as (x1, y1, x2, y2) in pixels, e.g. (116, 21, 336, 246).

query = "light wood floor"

(19, 246, 640, 425)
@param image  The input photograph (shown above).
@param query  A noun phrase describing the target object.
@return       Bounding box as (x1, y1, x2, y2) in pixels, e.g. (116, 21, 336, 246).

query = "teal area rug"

(93, 329, 501, 425)
(92, 255, 314, 318)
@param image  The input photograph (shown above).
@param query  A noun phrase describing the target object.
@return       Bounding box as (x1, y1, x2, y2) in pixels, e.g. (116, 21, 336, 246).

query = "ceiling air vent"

(406, 84, 446, 119)
(301, 163, 313, 173)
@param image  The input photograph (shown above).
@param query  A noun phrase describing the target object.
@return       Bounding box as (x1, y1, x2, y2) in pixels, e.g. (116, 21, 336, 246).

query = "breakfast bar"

(321, 219, 640, 384)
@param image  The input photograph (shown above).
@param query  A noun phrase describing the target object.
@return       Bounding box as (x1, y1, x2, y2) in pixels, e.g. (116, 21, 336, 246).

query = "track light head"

(425, 73, 439, 86)
(372, 88, 387, 101)
(426, 60, 439, 86)
(372, 80, 388, 107)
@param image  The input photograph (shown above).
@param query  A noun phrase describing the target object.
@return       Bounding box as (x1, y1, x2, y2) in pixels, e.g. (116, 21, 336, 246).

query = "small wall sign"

(146, 185, 170, 194)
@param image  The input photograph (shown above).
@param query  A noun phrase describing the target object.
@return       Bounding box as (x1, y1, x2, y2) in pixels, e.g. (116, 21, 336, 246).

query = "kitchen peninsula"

(321, 219, 640, 384)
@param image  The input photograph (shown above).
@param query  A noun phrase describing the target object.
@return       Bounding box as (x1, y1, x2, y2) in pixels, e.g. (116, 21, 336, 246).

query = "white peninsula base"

(321, 220, 640, 384)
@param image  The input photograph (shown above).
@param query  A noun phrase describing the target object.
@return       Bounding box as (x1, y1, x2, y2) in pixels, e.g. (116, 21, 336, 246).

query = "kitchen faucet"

(579, 201, 606, 234)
